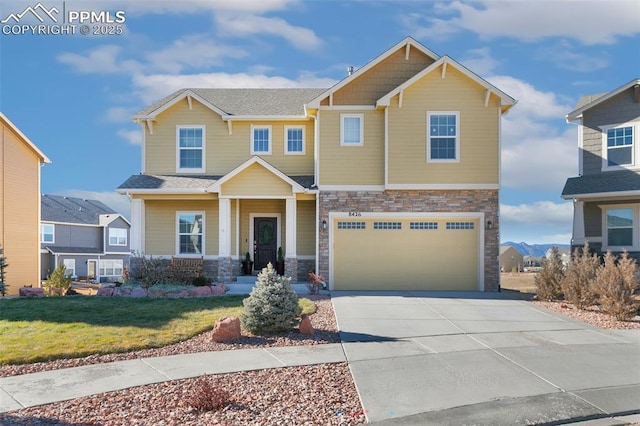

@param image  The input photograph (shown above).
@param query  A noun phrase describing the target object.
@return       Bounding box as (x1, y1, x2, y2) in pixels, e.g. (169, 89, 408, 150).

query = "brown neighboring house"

(0, 112, 51, 294)
(499, 245, 524, 272)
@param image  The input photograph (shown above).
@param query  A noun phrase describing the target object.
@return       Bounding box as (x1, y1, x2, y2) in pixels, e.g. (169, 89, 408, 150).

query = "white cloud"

(534, 40, 609, 72)
(117, 129, 142, 145)
(215, 13, 323, 51)
(488, 76, 572, 119)
(104, 107, 134, 123)
(59, 190, 131, 219)
(57, 45, 141, 74)
(405, 0, 640, 45)
(501, 201, 573, 227)
(459, 47, 499, 76)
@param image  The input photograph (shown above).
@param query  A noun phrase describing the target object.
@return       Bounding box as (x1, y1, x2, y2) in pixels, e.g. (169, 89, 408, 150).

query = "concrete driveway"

(331, 291, 640, 425)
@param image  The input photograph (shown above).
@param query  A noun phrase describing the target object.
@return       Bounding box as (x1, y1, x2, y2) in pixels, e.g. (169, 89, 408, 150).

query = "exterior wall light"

(322, 220, 327, 230)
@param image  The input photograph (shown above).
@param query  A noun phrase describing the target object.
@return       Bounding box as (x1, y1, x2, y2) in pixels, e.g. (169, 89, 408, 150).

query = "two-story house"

(562, 79, 640, 258)
(118, 37, 516, 291)
(0, 112, 50, 295)
(40, 195, 131, 283)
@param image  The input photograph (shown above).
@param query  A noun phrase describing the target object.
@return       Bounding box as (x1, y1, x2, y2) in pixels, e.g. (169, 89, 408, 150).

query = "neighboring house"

(117, 37, 516, 291)
(562, 79, 640, 259)
(523, 256, 543, 272)
(499, 246, 523, 272)
(41, 195, 131, 283)
(545, 247, 571, 266)
(0, 112, 50, 295)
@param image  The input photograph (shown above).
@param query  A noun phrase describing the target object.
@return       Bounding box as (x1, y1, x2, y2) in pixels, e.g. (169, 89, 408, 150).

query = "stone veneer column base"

(217, 257, 232, 283)
(284, 257, 298, 282)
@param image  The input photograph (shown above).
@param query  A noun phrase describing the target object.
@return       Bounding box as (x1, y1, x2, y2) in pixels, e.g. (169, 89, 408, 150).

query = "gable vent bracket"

(398, 90, 404, 108)
(441, 62, 447, 79)
(484, 89, 492, 107)
(634, 84, 640, 103)
(405, 43, 410, 60)
(187, 95, 193, 110)
(146, 119, 154, 135)
(227, 119, 233, 135)
(329, 93, 333, 108)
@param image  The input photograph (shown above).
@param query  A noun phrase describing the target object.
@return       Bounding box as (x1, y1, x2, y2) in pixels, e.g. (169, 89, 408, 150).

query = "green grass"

(0, 295, 316, 365)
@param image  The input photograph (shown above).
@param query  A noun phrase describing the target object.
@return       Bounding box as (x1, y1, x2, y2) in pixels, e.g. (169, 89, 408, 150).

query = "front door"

(254, 217, 277, 271)
(87, 260, 97, 280)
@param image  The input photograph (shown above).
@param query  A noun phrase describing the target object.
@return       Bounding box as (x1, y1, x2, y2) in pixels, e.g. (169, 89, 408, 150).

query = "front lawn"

(0, 296, 316, 365)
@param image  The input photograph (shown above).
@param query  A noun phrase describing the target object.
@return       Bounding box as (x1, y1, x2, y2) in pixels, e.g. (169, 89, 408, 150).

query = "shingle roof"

(118, 174, 316, 191)
(573, 92, 608, 110)
(562, 171, 640, 197)
(135, 88, 326, 118)
(44, 246, 104, 255)
(42, 195, 118, 225)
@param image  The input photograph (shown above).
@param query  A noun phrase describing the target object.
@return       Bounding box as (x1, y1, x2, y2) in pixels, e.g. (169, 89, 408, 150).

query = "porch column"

(130, 198, 144, 254)
(285, 198, 298, 280)
(218, 198, 232, 282)
(572, 200, 585, 246)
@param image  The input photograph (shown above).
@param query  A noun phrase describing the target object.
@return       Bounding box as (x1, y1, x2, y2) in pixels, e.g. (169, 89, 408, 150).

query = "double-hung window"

(109, 228, 127, 246)
(177, 212, 204, 255)
(41, 224, 55, 243)
(176, 126, 205, 173)
(427, 112, 459, 162)
(284, 126, 305, 154)
(251, 125, 272, 155)
(606, 208, 633, 247)
(63, 259, 75, 277)
(341, 114, 363, 146)
(603, 125, 634, 169)
(100, 259, 123, 276)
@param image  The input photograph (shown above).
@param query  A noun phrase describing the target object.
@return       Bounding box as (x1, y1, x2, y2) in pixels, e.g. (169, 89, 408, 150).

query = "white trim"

(566, 79, 640, 122)
(218, 199, 231, 257)
(297, 255, 316, 260)
(117, 188, 210, 195)
(176, 125, 206, 173)
(140, 121, 146, 174)
(340, 114, 364, 146)
(284, 125, 305, 155)
(250, 124, 272, 155)
(600, 122, 638, 171)
(385, 183, 499, 190)
(133, 89, 228, 121)
(314, 111, 320, 186)
(318, 105, 376, 111)
(41, 220, 103, 228)
(225, 115, 309, 121)
(286, 198, 297, 257)
(235, 199, 240, 259)
(0, 112, 51, 163)
(571, 200, 585, 246)
(578, 122, 584, 176)
(600, 204, 639, 251)
(175, 211, 205, 256)
(249, 213, 282, 264)
(384, 106, 389, 187)
(327, 211, 485, 291)
(318, 185, 385, 191)
(40, 223, 55, 243)
(207, 156, 306, 194)
(427, 111, 460, 163)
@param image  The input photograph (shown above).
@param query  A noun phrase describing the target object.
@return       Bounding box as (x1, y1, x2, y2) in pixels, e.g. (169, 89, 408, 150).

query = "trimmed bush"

(0, 246, 8, 296)
(561, 242, 599, 310)
(534, 246, 565, 301)
(241, 263, 302, 333)
(190, 376, 230, 412)
(130, 254, 168, 288)
(595, 251, 640, 321)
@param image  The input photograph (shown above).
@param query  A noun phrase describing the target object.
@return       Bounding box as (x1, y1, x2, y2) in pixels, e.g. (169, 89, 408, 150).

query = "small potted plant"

(275, 247, 285, 275)
(241, 252, 253, 275)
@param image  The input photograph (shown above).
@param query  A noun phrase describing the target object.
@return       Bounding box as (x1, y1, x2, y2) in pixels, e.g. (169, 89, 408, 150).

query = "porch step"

(234, 275, 258, 284)
(225, 282, 310, 295)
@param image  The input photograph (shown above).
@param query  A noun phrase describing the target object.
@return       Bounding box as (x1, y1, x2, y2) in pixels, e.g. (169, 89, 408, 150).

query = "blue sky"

(1, 0, 639, 244)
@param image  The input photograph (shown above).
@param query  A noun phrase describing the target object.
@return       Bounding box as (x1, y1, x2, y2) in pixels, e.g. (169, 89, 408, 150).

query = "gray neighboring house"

(562, 79, 640, 259)
(40, 195, 131, 283)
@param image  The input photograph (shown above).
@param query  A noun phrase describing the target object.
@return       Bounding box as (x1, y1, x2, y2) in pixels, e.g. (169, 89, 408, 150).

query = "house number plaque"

(348, 211, 362, 217)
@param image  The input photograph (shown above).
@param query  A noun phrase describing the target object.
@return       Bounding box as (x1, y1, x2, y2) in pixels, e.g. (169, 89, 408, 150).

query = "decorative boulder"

(210, 284, 227, 295)
(190, 286, 212, 297)
(130, 287, 148, 298)
(299, 314, 314, 335)
(211, 316, 241, 342)
(166, 290, 189, 299)
(19, 287, 45, 297)
(96, 287, 114, 297)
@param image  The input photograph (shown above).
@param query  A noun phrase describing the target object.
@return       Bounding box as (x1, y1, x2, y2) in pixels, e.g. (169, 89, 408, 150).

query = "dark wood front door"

(254, 217, 277, 271)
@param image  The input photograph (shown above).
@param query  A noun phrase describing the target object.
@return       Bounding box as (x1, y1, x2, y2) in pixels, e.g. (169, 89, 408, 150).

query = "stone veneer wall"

(296, 258, 316, 283)
(318, 190, 500, 291)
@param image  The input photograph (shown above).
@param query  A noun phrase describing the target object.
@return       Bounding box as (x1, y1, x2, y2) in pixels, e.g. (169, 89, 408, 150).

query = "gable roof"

(133, 88, 325, 121)
(0, 112, 51, 163)
(566, 78, 640, 122)
(306, 37, 440, 108)
(376, 55, 516, 114)
(41, 194, 127, 225)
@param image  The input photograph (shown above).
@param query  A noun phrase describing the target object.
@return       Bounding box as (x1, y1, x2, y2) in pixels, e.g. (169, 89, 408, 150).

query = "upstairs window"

(341, 114, 363, 146)
(605, 126, 633, 168)
(41, 224, 55, 243)
(177, 126, 205, 173)
(428, 112, 459, 162)
(109, 228, 127, 246)
(251, 125, 272, 155)
(285, 126, 305, 154)
(606, 208, 633, 247)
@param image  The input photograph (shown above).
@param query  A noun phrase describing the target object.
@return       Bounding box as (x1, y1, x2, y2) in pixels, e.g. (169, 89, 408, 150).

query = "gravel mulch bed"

(0, 295, 366, 425)
(531, 300, 640, 330)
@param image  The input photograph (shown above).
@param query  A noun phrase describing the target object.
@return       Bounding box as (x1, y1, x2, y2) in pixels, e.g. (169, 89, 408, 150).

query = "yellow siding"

(318, 110, 384, 185)
(133, 194, 218, 201)
(388, 67, 500, 184)
(332, 47, 435, 105)
(1, 123, 41, 293)
(238, 199, 285, 256)
(144, 200, 219, 256)
(146, 99, 314, 176)
(296, 200, 316, 256)
(221, 163, 293, 197)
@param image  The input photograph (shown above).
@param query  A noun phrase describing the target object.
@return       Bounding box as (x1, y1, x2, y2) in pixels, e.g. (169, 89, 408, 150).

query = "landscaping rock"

(165, 290, 189, 299)
(96, 287, 114, 297)
(190, 286, 212, 297)
(211, 316, 241, 342)
(130, 288, 148, 298)
(210, 284, 226, 295)
(19, 287, 45, 297)
(147, 287, 165, 298)
(299, 314, 314, 335)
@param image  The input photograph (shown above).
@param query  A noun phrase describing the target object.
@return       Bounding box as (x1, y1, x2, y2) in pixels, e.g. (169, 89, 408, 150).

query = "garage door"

(332, 217, 479, 291)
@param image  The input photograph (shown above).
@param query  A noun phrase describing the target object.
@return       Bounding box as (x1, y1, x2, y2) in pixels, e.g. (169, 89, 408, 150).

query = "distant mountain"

(502, 242, 571, 258)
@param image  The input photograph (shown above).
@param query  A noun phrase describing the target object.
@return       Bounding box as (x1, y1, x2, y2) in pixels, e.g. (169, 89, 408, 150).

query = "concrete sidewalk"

(331, 291, 640, 425)
(0, 343, 346, 413)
